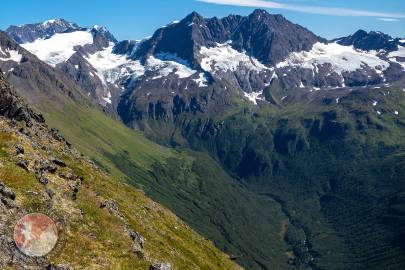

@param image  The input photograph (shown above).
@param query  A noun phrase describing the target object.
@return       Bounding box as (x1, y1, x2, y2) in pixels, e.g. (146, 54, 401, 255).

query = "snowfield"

(85, 43, 145, 86)
(21, 31, 94, 66)
(86, 48, 197, 85)
(146, 53, 196, 80)
(200, 43, 269, 73)
(276, 42, 389, 74)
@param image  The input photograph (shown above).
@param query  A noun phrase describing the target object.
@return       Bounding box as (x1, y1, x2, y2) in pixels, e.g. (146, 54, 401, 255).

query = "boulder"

(39, 176, 49, 185)
(127, 228, 145, 258)
(0, 182, 16, 200)
(51, 158, 66, 167)
(15, 145, 24, 155)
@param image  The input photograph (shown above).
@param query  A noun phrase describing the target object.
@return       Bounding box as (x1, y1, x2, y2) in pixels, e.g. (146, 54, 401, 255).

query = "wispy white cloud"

(378, 17, 400, 22)
(197, 0, 405, 19)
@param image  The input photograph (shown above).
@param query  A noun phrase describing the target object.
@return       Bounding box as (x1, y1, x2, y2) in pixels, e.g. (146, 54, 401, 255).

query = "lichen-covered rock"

(17, 159, 29, 171)
(39, 176, 49, 185)
(127, 228, 145, 258)
(150, 262, 172, 270)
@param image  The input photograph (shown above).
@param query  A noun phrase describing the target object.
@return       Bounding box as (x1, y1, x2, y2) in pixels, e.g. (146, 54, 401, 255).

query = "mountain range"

(4, 10, 405, 113)
(1, 9, 404, 270)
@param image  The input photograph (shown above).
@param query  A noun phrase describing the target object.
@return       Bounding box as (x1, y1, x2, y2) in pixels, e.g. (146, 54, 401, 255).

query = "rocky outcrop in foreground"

(0, 72, 44, 126)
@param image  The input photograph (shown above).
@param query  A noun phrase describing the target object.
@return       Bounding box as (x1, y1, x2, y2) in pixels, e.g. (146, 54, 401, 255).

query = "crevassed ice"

(200, 43, 269, 73)
(85, 43, 145, 86)
(146, 53, 196, 80)
(21, 31, 94, 67)
(0, 47, 22, 63)
(276, 42, 389, 74)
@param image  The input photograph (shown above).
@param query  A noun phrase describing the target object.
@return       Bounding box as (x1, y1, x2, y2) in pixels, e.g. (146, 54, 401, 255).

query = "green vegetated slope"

(0, 119, 240, 270)
(35, 91, 296, 270)
(178, 84, 405, 270)
(0, 74, 241, 269)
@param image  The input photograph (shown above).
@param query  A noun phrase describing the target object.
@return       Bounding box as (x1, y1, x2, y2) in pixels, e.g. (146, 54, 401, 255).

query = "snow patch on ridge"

(388, 45, 405, 70)
(21, 31, 94, 67)
(194, 73, 208, 87)
(102, 91, 112, 104)
(200, 43, 269, 73)
(0, 48, 22, 63)
(244, 91, 265, 105)
(276, 42, 389, 74)
(42, 19, 57, 26)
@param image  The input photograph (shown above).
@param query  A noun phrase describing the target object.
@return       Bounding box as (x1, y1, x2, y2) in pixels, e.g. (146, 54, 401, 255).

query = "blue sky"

(1, 0, 404, 40)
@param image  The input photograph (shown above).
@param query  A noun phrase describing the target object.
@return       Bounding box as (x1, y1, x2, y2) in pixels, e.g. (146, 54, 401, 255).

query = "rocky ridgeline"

(0, 73, 83, 269)
(6, 19, 80, 44)
(0, 72, 45, 127)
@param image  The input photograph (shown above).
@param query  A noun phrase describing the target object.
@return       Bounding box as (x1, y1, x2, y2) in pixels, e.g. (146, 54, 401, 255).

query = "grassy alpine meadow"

(0, 118, 243, 269)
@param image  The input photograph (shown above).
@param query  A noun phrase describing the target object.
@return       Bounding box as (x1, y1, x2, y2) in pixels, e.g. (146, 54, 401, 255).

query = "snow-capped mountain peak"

(92, 25, 108, 32)
(335, 29, 399, 52)
(6, 18, 80, 44)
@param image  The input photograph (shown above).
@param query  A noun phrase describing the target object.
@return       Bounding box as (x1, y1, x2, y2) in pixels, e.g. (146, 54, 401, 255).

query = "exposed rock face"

(134, 9, 321, 67)
(0, 72, 45, 125)
(230, 9, 322, 65)
(335, 29, 399, 52)
(112, 40, 139, 55)
(89, 26, 117, 49)
(134, 11, 217, 68)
